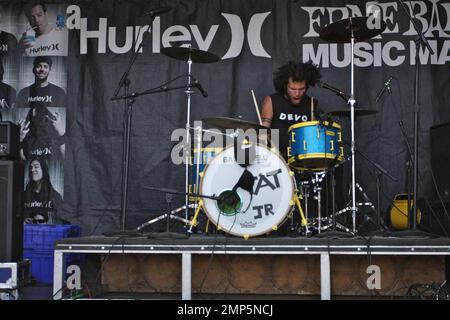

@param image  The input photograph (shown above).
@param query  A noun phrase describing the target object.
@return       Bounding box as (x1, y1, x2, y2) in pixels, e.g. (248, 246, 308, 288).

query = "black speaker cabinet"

(430, 123, 450, 203)
(0, 121, 20, 159)
(0, 161, 24, 262)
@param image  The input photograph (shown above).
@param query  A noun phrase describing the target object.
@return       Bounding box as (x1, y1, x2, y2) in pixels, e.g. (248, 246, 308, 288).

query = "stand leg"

(331, 168, 337, 231)
(189, 200, 204, 233)
(317, 185, 322, 233)
(294, 194, 309, 234)
(376, 173, 381, 230)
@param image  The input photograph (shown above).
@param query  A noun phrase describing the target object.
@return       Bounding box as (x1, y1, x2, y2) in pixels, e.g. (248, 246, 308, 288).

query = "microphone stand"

(107, 16, 154, 236)
(396, 0, 434, 235)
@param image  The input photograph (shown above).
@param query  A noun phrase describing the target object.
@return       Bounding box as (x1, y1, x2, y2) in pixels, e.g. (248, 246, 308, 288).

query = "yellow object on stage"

(390, 193, 421, 230)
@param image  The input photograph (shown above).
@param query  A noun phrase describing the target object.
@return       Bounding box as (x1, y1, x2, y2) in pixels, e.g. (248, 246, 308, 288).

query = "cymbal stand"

(348, 21, 358, 233)
(184, 51, 194, 225)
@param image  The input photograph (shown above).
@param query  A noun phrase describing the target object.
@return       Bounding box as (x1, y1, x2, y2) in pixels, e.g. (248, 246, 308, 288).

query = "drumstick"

(251, 90, 262, 125)
(311, 96, 314, 121)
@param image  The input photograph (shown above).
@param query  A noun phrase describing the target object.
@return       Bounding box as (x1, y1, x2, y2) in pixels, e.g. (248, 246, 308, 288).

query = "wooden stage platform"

(53, 234, 450, 300)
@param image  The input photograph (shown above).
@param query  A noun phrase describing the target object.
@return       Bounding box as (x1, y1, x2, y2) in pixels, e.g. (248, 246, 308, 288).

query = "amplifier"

(0, 122, 20, 159)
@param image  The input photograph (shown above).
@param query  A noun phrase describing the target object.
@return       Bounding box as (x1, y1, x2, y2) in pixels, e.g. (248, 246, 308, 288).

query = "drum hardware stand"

(352, 147, 397, 235)
(397, 0, 434, 235)
(301, 181, 310, 227)
(312, 172, 326, 233)
(144, 193, 190, 239)
(348, 22, 359, 234)
(293, 192, 310, 236)
(142, 186, 221, 234)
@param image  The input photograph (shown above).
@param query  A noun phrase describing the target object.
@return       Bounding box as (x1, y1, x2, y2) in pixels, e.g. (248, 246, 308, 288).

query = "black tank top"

(270, 93, 320, 159)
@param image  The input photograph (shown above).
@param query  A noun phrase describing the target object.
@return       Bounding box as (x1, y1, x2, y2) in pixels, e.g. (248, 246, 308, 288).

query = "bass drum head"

(199, 144, 294, 238)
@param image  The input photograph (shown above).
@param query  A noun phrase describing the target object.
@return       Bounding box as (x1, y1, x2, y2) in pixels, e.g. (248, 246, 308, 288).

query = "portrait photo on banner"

(17, 2, 69, 57)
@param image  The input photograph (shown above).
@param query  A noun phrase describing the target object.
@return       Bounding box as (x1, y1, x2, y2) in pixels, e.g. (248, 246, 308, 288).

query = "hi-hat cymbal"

(202, 117, 266, 130)
(320, 16, 386, 43)
(327, 109, 377, 117)
(161, 47, 220, 63)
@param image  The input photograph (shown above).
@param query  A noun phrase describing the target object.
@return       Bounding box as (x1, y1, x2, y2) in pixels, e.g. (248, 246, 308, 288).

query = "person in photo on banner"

(18, 2, 68, 57)
(0, 9, 19, 57)
(18, 106, 65, 160)
(23, 156, 63, 224)
(16, 56, 66, 108)
(0, 59, 16, 113)
(260, 60, 323, 160)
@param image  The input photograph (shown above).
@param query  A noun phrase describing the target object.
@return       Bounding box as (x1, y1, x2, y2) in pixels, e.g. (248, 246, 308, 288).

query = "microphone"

(144, 6, 171, 16)
(318, 81, 349, 100)
(375, 76, 393, 102)
(192, 79, 208, 98)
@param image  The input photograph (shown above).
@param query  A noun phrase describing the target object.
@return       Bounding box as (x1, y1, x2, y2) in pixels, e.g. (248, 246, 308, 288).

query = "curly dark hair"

(273, 61, 322, 94)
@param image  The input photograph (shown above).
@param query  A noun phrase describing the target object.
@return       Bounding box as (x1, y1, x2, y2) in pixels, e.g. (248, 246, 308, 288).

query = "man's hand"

(18, 32, 36, 52)
(47, 111, 65, 136)
(18, 119, 30, 142)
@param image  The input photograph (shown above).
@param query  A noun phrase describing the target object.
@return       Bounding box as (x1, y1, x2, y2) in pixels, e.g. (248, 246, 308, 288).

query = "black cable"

(197, 208, 224, 293)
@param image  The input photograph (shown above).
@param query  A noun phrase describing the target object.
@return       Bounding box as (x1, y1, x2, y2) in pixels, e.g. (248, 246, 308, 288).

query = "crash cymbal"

(202, 117, 266, 130)
(320, 16, 386, 43)
(327, 109, 377, 117)
(161, 47, 220, 63)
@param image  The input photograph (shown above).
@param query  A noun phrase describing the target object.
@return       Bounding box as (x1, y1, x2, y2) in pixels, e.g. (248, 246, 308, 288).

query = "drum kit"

(140, 16, 387, 238)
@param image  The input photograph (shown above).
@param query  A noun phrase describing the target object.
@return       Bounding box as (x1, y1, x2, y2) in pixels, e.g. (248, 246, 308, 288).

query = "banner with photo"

(0, 0, 448, 234)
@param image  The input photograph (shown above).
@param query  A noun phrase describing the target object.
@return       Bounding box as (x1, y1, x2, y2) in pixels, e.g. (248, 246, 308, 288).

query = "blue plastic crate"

(23, 224, 81, 251)
(23, 250, 83, 284)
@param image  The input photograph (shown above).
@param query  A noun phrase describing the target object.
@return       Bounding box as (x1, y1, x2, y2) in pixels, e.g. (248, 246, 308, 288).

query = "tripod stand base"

(146, 232, 190, 240)
(314, 230, 355, 238)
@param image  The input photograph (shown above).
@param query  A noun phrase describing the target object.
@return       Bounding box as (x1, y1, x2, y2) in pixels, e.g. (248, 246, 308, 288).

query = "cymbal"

(161, 47, 220, 63)
(320, 16, 386, 43)
(202, 117, 266, 130)
(327, 109, 377, 117)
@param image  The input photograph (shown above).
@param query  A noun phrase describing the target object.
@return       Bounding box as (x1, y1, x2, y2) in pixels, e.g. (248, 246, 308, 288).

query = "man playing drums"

(260, 60, 323, 160)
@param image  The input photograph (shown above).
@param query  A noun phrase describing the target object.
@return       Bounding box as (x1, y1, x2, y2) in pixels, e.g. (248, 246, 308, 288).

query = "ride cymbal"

(320, 16, 386, 43)
(161, 47, 220, 63)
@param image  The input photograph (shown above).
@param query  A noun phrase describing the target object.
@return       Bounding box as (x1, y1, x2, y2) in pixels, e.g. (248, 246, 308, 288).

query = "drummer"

(260, 60, 323, 160)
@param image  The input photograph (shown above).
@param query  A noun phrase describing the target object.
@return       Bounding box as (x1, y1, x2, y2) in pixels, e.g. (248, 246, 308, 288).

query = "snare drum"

(199, 144, 295, 238)
(288, 121, 343, 171)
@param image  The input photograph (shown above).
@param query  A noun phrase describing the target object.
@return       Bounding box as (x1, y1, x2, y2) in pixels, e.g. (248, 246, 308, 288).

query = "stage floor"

(53, 233, 450, 300)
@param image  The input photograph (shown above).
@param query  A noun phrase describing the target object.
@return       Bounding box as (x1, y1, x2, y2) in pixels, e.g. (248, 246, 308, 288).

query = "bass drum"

(199, 144, 295, 238)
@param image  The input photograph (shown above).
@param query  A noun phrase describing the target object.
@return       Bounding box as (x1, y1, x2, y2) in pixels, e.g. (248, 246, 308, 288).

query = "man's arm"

(260, 95, 273, 128)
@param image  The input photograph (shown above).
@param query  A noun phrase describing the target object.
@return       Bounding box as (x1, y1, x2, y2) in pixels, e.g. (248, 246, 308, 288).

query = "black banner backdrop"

(0, 0, 449, 235)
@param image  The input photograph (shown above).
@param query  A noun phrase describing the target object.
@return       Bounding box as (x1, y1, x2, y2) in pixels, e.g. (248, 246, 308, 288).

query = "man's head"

(30, 159, 43, 182)
(273, 61, 321, 105)
(27, 156, 51, 190)
(26, 2, 50, 36)
(32, 56, 52, 83)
